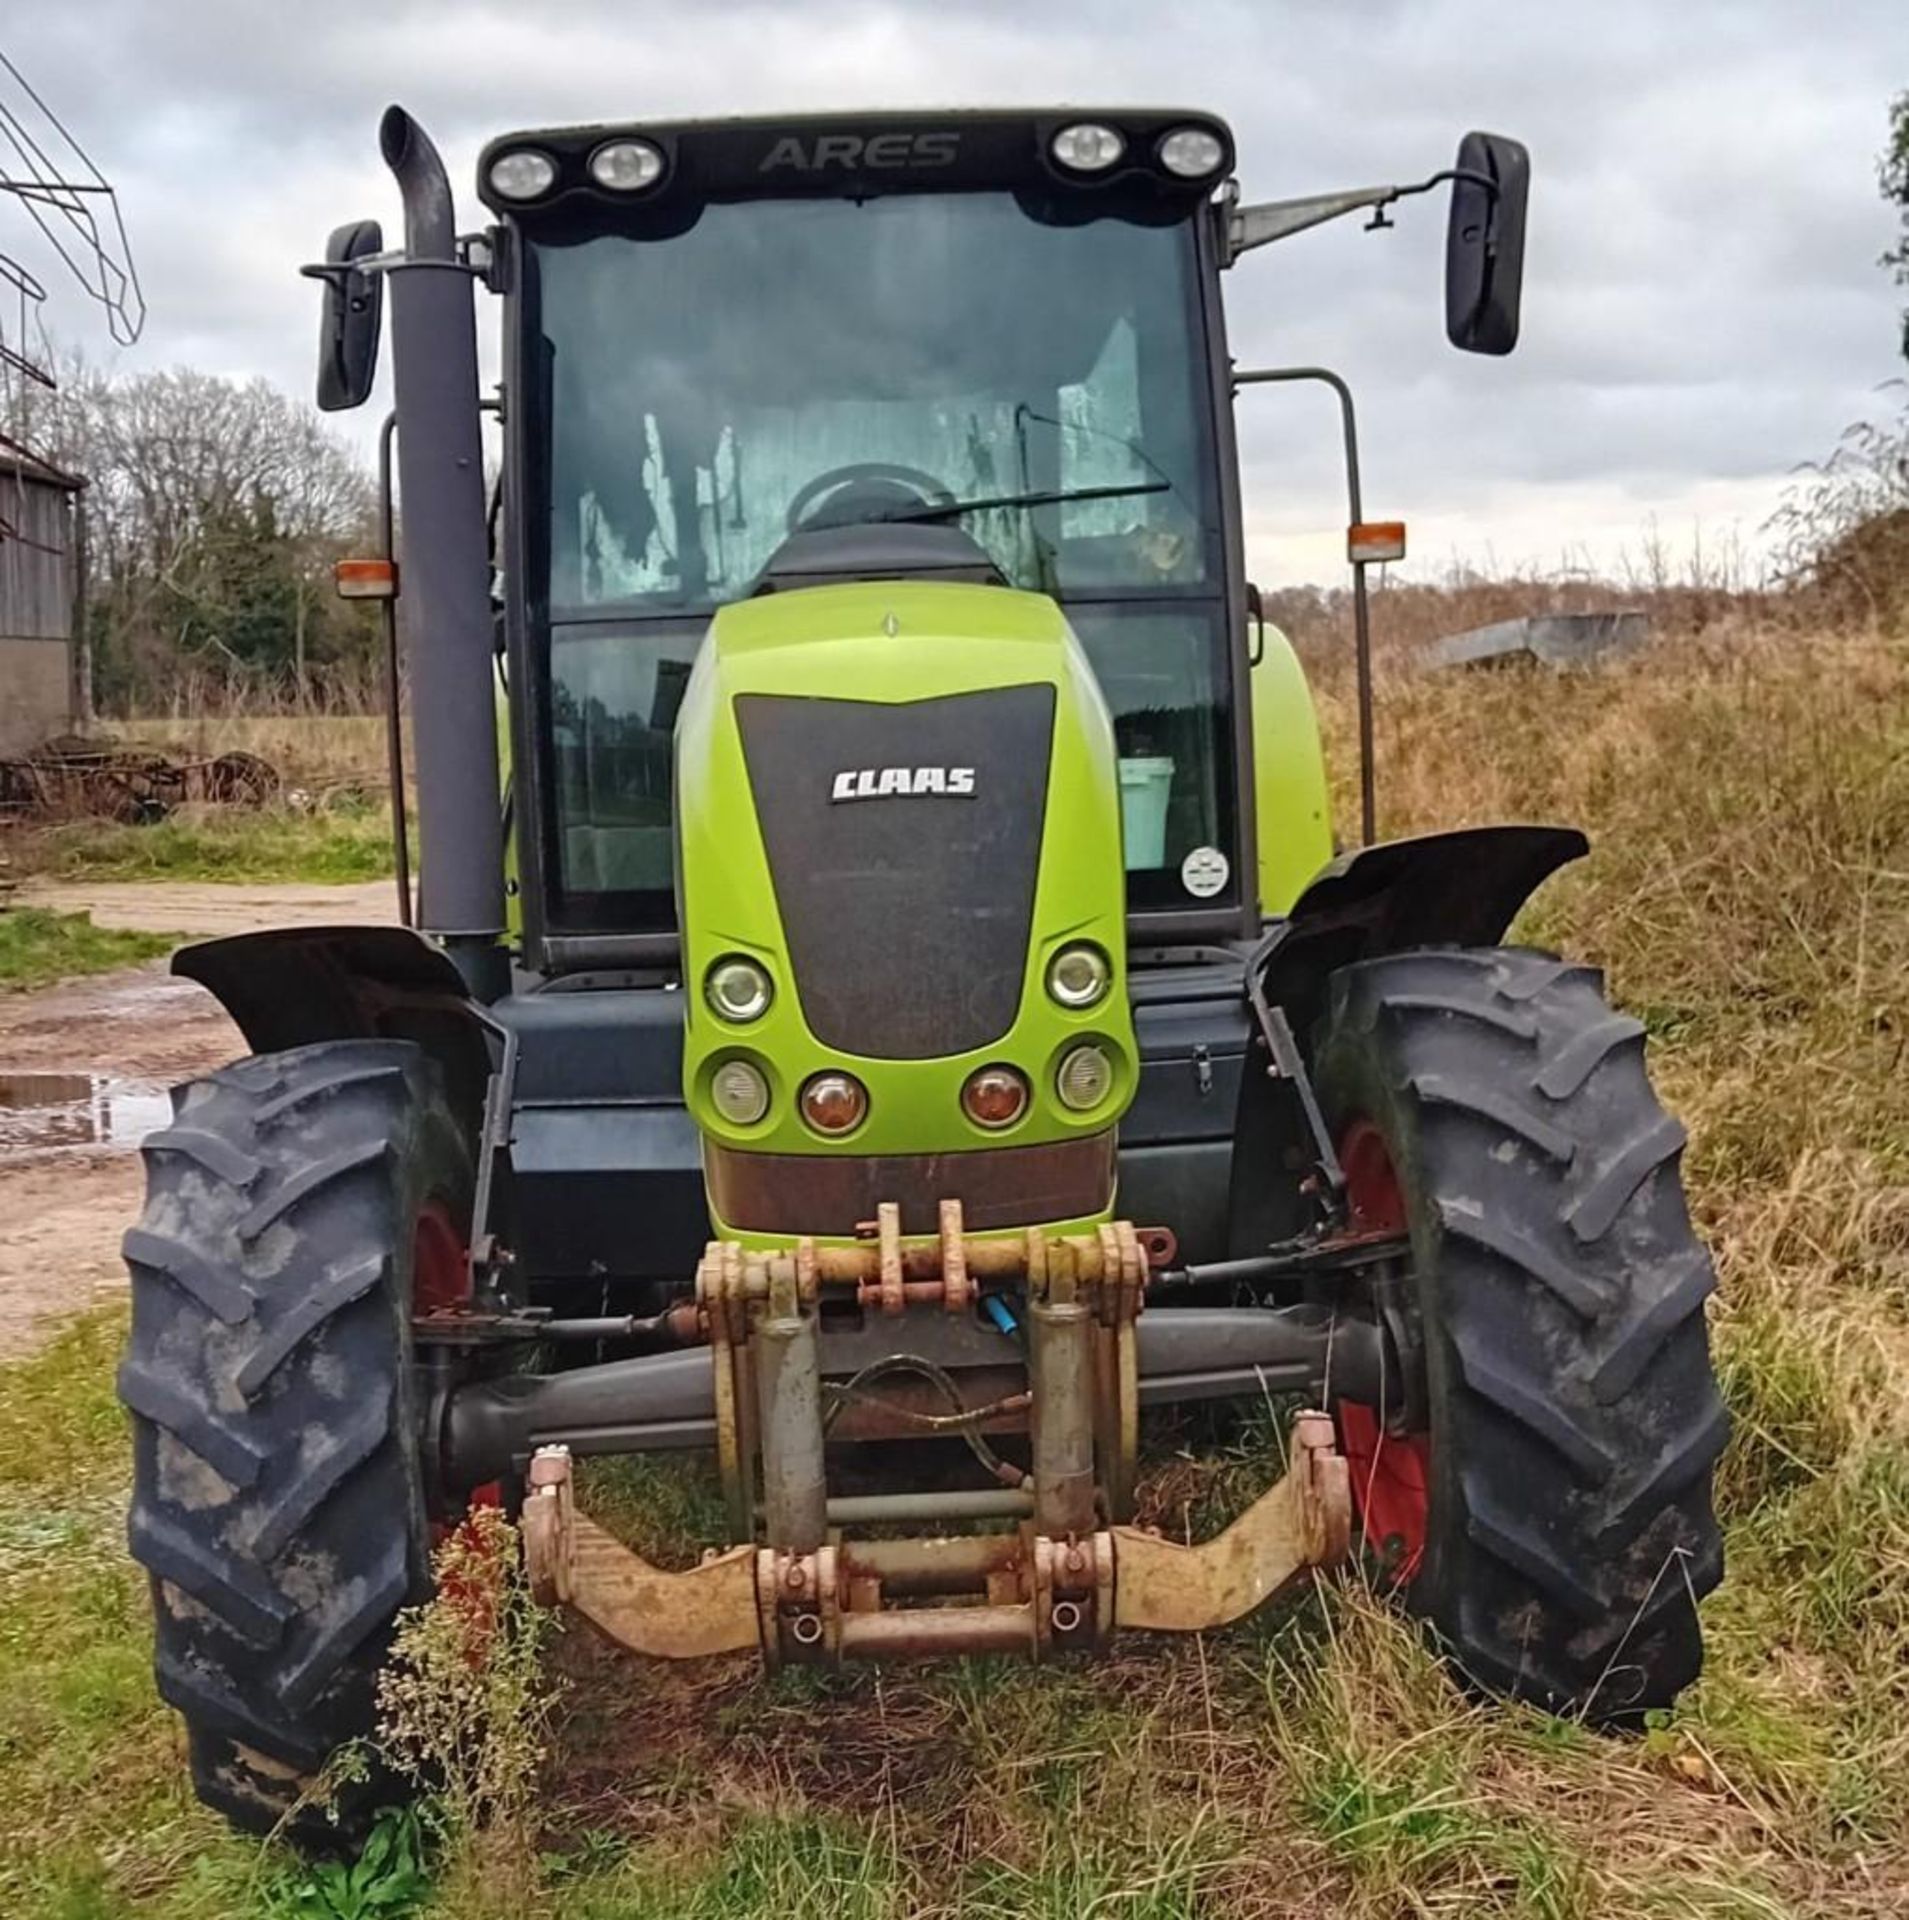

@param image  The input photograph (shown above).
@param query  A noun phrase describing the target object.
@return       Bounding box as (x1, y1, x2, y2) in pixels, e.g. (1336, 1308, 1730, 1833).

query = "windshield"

(526, 191, 1238, 930)
(533, 192, 1219, 607)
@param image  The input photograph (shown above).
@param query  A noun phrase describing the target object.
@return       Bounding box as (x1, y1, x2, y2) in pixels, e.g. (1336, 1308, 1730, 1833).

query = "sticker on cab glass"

(1181, 846, 1229, 898)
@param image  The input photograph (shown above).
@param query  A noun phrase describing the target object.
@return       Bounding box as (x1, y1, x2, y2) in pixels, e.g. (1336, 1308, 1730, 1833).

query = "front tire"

(1311, 947, 1726, 1721)
(119, 1040, 473, 1837)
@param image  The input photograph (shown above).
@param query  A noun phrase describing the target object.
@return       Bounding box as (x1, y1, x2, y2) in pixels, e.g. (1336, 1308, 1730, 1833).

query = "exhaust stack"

(379, 105, 506, 993)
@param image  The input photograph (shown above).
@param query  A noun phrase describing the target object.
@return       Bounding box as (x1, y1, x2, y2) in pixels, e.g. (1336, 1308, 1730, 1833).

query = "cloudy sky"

(9, 0, 1908, 585)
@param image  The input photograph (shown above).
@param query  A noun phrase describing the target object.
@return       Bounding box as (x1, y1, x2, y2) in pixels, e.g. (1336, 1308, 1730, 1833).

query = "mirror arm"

(300, 247, 421, 284)
(1392, 164, 1498, 204)
(1227, 185, 1398, 259)
(1228, 165, 1500, 260)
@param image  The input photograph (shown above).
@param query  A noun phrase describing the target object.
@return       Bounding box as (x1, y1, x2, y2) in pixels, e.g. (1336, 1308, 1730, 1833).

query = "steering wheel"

(785, 461, 957, 532)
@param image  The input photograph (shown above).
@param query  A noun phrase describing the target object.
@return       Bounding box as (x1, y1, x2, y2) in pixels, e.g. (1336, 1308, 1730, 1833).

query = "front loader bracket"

(521, 1448, 760, 1658)
(518, 1410, 1351, 1664)
(1112, 1411, 1350, 1630)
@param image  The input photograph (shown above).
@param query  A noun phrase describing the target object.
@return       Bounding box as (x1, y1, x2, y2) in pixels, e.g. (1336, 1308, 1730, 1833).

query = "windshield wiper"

(880, 480, 1169, 523)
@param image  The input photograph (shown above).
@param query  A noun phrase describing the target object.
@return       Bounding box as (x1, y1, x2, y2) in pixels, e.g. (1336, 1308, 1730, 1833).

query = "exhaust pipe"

(379, 106, 507, 995)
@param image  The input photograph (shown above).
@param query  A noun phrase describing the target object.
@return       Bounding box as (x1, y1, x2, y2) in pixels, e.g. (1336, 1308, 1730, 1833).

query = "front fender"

(173, 925, 494, 1129)
(1257, 824, 1588, 1037)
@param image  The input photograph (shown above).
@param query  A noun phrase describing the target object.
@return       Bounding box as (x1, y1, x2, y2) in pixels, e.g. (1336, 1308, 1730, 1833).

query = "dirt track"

(0, 880, 395, 1357)
(16, 876, 397, 936)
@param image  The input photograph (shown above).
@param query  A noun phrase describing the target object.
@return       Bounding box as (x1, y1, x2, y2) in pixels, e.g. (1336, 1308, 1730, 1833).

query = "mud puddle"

(0, 1071, 172, 1158)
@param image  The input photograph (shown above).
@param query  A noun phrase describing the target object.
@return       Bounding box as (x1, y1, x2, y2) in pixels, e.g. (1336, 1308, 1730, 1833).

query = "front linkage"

(516, 1202, 1352, 1664)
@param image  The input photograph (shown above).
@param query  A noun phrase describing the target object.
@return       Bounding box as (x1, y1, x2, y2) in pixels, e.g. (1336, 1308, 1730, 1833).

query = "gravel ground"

(0, 879, 396, 1355)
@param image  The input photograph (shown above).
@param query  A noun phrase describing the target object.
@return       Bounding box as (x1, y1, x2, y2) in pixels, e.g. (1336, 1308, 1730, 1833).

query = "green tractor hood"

(676, 578, 1137, 1238)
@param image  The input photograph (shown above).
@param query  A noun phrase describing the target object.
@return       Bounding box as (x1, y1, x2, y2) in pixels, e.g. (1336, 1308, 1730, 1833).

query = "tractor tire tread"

(120, 1038, 471, 1837)
(122, 1225, 255, 1325)
(1314, 945, 1726, 1721)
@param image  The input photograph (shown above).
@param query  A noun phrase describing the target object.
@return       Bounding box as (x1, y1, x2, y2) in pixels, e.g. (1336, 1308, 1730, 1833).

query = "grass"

(0, 1316, 266, 1916)
(0, 620, 1904, 1916)
(15, 800, 399, 886)
(0, 908, 176, 990)
(4, 711, 399, 888)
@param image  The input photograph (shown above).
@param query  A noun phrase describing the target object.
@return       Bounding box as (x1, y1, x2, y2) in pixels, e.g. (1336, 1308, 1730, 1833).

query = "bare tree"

(26, 354, 378, 706)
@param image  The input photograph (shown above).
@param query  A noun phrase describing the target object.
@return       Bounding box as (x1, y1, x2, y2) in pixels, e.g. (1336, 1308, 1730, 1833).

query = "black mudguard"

(1257, 825, 1588, 1038)
(172, 925, 494, 1129)
(1226, 826, 1587, 1257)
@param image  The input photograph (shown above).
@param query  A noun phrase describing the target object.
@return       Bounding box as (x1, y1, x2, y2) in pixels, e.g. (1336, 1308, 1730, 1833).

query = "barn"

(0, 451, 84, 755)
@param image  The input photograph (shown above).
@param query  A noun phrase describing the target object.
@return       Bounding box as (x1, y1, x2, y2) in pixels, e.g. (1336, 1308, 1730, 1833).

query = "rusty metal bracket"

(523, 1216, 1351, 1672)
(1090, 1220, 1145, 1520)
(522, 1446, 761, 1659)
(1112, 1411, 1351, 1632)
(939, 1199, 971, 1313)
(521, 1416, 1349, 1666)
(699, 1241, 750, 1539)
(691, 1218, 1171, 1318)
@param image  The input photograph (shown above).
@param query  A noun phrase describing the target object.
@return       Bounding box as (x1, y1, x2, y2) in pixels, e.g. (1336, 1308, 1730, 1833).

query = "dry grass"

(376, 1510, 558, 1913)
(0, 617, 1903, 1917)
(1, 714, 398, 887)
(11, 798, 399, 886)
(113, 714, 392, 793)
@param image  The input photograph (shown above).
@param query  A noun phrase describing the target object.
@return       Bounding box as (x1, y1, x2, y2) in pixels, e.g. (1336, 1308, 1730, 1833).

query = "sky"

(7, 0, 1908, 588)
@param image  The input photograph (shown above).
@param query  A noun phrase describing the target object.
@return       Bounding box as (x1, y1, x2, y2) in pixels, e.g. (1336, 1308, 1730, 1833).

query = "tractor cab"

(485, 112, 1260, 957)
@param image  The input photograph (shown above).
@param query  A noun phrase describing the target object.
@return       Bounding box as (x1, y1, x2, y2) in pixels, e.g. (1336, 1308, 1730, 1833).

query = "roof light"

(589, 139, 665, 192)
(1158, 127, 1226, 179)
(488, 149, 558, 201)
(1348, 521, 1408, 565)
(1051, 123, 1125, 173)
(333, 557, 396, 601)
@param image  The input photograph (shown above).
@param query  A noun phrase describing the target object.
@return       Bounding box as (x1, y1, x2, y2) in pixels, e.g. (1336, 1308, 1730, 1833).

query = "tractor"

(118, 104, 1726, 1836)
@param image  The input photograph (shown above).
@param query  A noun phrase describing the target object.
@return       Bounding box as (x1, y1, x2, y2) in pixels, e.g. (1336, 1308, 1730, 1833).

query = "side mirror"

(304, 219, 384, 411)
(1445, 132, 1528, 355)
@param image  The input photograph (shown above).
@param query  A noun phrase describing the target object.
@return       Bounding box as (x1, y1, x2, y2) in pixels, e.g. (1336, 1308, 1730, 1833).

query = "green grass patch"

(572, 1453, 731, 1571)
(22, 802, 397, 887)
(0, 909, 175, 992)
(567, 1814, 907, 1920)
(0, 1314, 266, 1918)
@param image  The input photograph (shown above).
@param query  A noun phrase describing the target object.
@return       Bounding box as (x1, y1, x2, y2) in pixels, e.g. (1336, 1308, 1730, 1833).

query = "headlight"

(1157, 127, 1226, 179)
(711, 1058, 770, 1126)
(1056, 1044, 1114, 1112)
(589, 139, 665, 192)
(1050, 123, 1125, 173)
(962, 1065, 1029, 1130)
(487, 149, 558, 200)
(705, 955, 772, 1023)
(800, 1071, 868, 1136)
(1046, 942, 1112, 1010)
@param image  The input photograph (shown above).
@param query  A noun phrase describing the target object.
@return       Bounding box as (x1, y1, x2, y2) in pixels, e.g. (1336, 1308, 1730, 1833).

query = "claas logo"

(830, 766, 977, 802)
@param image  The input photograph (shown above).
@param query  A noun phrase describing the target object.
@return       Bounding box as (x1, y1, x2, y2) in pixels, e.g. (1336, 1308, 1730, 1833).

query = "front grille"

(705, 1130, 1116, 1237)
(734, 687, 1055, 1059)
